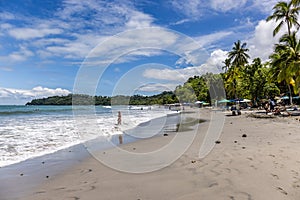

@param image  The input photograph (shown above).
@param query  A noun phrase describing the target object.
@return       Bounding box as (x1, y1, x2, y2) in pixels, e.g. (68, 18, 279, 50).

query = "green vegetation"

(26, 92, 179, 106)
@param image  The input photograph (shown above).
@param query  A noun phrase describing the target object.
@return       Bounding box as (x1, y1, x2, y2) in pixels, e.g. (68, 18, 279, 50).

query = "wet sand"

(8, 109, 300, 199)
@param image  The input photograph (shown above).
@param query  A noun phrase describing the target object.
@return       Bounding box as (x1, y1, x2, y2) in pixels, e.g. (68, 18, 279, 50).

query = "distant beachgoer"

(270, 98, 275, 112)
(274, 107, 281, 115)
(117, 111, 121, 125)
(264, 102, 269, 114)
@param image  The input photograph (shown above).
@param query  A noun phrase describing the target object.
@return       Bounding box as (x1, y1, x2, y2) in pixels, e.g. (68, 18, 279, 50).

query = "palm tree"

(222, 58, 231, 72)
(292, 0, 300, 6)
(266, 1, 300, 36)
(269, 32, 300, 104)
(280, 32, 300, 97)
(224, 67, 241, 99)
(228, 40, 250, 68)
(224, 40, 250, 99)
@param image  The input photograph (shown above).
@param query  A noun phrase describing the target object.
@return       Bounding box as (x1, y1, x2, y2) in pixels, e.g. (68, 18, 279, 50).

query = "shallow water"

(0, 105, 174, 167)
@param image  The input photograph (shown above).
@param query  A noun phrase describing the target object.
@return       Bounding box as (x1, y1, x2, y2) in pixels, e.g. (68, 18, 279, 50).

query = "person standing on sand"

(117, 111, 123, 144)
(117, 111, 121, 125)
(269, 98, 275, 112)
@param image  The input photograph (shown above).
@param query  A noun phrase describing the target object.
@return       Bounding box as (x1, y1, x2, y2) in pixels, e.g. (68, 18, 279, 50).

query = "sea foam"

(0, 105, 174, 167)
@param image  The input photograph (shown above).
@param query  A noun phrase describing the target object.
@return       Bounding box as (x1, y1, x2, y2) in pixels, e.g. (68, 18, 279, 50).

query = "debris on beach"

(247, 113, 276, 118)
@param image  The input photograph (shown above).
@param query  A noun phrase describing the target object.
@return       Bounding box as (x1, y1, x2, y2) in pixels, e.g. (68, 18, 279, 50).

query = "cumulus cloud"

(247, 20, 283, 61)
(0, 86, 70, 105)
(125, 11, 155, 29)
(143, 49, 227, 82)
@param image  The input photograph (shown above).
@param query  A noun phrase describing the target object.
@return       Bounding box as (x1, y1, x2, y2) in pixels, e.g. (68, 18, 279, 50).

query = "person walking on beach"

(117, 111, 123, 144)
(117, 111, 122, 125)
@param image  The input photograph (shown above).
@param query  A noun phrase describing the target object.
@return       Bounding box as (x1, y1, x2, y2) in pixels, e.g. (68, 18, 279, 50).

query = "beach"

(12, 108, 298, 200)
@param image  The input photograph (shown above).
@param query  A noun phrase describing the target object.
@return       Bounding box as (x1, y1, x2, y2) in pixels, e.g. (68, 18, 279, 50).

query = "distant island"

(25, 92, 179, 106)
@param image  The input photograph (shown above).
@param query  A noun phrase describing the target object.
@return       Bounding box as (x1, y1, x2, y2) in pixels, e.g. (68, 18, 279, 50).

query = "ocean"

(0, 105, 174, 167)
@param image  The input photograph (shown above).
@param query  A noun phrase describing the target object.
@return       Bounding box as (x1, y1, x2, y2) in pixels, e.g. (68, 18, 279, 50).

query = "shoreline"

(0, 111, 183, 200)
(23, 108, 300, 200)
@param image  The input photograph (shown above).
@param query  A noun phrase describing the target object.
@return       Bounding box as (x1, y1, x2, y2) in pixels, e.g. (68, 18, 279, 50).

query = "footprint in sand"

(276, 187, 288, 195)
(270, 173, 279, 180)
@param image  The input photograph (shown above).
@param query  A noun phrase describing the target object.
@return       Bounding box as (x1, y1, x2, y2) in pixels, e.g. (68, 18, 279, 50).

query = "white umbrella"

(242, 99, 251, 103)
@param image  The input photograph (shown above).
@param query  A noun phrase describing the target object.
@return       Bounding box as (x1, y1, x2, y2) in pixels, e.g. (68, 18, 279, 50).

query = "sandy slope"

(25, 109, 300, 200)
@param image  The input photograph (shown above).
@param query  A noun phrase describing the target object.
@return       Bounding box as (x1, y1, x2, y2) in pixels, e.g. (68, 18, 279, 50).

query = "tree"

(225, 40, 250, 99)
(222, 58, 231, 72)
(279, 32, 300, 97)
(228, 40, 250, 68)
(268, 32, 300, 104)
(266, 1, 300, 36)
(174, 84, 197, 103)
(224, 67, 241, 99)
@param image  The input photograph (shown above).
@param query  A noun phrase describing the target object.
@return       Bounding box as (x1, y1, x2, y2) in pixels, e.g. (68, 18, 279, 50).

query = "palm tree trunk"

(288, 83, 293, 104)
(287, 19, 291, 36)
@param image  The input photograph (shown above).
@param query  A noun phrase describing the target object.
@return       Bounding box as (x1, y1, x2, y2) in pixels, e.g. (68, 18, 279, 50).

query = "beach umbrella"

(281, 96, 289, 100)
(242, 99, 251, 102)
(195, 101, 203, 104)
(218, 99, 231, 103)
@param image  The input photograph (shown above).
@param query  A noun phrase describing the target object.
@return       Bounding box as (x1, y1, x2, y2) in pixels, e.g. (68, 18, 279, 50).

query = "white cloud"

(8, 27, 62, 40)
(194, 31, 233, 48)
(125, 11, 154, 29)
(210, 0, 247, 12)
(251, 0, 284, 14)
(9, 46, 34, 61)
(1, 0, 158, 62)
(0, 86, 71, 105)
(169, 0, 284, 21)
(0, 23, 13, 30)
(199, 49, 227, 73)
(170, 19, 191, 26)
(0, 12, 15, 20)
(143, 49, 227, 82)
(8, 46, 34, 62)
(175, 31, 232, 67)
(170, 0, 207, 19)
(247, 20, 282, 61)
(86, 28, 180, 65)
(137, 83, 179, 92)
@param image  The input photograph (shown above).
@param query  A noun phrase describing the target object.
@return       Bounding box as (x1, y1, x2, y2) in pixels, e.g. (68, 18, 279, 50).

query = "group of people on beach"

(263, 98, 297, 116)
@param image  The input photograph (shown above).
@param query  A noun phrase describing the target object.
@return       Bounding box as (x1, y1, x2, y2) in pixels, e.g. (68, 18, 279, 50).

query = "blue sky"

(0, 0, 284, 104)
